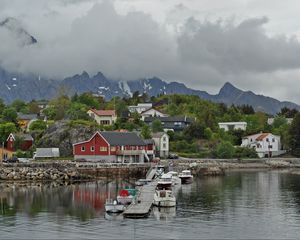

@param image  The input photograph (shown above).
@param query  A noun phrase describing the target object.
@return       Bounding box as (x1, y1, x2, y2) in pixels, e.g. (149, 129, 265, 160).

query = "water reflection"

(0, 180, 134, 222)
(1, 171, 300, 239)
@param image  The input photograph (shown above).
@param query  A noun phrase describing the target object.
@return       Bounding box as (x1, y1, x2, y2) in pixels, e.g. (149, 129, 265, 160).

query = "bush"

(234, 147, 258, 159)
(214, 141, 235, 159)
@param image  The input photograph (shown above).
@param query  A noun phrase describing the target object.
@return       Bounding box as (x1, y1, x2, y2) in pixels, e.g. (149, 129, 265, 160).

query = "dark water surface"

(1, 170, 300, 239)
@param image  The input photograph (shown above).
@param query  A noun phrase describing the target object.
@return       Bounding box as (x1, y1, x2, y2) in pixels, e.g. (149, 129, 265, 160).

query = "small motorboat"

(117, 188, 137, 205)
(167, 171, 181, 186)
(153, 189, 176, 207)
(179, 170, 193, 184)
(105, 199, 125, 214)
(157, 173, 173, 190)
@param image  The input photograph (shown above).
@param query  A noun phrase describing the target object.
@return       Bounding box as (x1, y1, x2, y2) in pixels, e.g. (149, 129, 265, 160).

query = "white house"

(218, 122, 247, 131)
(152, 132, 169, 158)
(140, 108, 169, 120)
(128, 103, 152, 114)
(241, 133, 285, 158)
(87, 109, 117, 125)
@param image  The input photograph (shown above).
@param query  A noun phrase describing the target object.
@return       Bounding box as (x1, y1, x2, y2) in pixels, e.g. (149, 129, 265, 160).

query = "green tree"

(215, 141, 235, 159)
(2, 107, 18, 123)
(152, 119, 163, 133)
(11, 99, 27, 112)
(289, 113, 300, 156)
(66, 103, 89, 120)
(29, 120, 47, 132)
(0, 123, 16, 142)
(183, 121, 205, 140)
(141, 125, 151, 139)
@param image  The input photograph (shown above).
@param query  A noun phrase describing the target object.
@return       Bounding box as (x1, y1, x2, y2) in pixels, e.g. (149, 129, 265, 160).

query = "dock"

(123, 180, 158, 218)
(123, 167, 158, 218)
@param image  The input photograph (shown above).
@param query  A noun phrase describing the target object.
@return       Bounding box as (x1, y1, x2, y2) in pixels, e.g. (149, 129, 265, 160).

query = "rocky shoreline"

(1, 159, 300, 182)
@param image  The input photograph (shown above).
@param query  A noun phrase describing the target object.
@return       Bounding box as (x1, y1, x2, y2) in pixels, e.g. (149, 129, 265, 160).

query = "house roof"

(101, 131, 146, 146)
(152, 132, 167, 138)
(243, 133, 279, 141)
(144, 139, 155, 145)
(73, 131, 146, 146)
(35, 148, 60, 157)
(144, 116, 194, 123)
(218, 122, 247, 125)
(17, 113, 38, 120)
(6, 133, 33, 141)
(89, 109, 116, 116)
(140, 107, 167, 115)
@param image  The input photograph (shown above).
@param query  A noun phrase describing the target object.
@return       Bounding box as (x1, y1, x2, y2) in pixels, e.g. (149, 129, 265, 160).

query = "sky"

(1, 0, 300, 103)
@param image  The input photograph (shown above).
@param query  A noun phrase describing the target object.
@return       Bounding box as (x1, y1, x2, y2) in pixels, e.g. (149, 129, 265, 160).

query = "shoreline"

(1, 158, 300, 182)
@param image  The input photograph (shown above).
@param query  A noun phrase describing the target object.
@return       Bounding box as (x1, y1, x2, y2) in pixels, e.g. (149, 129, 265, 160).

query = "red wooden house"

(6, 133, 34, 152)
(73, 131, 150, 163)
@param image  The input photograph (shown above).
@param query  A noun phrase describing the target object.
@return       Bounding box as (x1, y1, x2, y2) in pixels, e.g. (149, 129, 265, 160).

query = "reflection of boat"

(153, 190, 176, 207)
(179, 170, 193, 184)
(153, 206, 176, 221)
(117, 188, 137, 205)
(157, 173, 173, 190)
(167, 171, 181, 186)
(105, 212, 124, 221)
(105, 199, 125, 213)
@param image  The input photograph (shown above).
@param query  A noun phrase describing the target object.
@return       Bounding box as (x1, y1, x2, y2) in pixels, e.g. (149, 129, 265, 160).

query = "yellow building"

(0, 147, 13, 161)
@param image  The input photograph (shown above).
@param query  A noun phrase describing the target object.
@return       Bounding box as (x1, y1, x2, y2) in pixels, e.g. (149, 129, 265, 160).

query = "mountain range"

(0, 17, 299, 115)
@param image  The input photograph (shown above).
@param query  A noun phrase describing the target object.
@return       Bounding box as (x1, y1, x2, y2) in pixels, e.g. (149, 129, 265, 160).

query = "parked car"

(3, 157, 19, 163)
(168, 153, 178, 159)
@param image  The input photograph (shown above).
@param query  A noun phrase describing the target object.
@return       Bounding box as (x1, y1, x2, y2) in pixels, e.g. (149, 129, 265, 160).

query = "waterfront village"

(0, 92, 300, 216)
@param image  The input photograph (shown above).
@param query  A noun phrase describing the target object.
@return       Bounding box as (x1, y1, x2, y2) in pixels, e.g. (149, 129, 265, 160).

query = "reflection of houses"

(218, 122, 247, 131)
(152, 132, 169, 158)
(144, 116, 194, 132)
(0, 147, 13, 160)
(140, 108, 169, 120)
(87, 109, 117, 125)
(128, 103, 152, 114)
(73, 131, 148, 163)
(6, 133, 33, 151)
(17, 113, 38, 131)
(241, 133, 285, 158)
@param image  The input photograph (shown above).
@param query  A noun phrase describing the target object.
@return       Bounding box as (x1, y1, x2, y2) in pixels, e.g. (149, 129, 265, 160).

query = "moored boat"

(105, 199, 125, 213)
(167, 171, 181, 186)
(179, 170, 193, 184)
(153, 189, 176, 207)
(117, 188, 137, 205)
(157, 173, 173, 190)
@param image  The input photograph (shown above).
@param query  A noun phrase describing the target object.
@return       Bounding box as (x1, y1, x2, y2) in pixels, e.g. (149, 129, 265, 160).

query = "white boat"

(179, 170, 193, 184)
(157, 173, 173, 190)
(153, 206, 176, 221)
(153, 190, 176, 207)
(167, 171, 181, 186)
(105, 199, 125, 213)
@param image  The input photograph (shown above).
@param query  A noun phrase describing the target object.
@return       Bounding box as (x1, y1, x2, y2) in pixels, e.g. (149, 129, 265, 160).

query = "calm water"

(1, 170, 300, 239)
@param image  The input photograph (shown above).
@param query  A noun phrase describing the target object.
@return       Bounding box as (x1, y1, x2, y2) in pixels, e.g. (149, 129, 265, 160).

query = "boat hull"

(153, 199, 176, 207)
(105, 204, 125, 213)
(179, 176, 193, 184)
(117, 195, 134, 205)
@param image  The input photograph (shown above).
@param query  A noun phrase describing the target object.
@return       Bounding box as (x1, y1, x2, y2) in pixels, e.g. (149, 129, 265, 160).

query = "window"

(81, 146, 85, 152)
(100, 146, 107, 151)
(272, 138, 275, 142)
(250, 138, 253, 142)
(163, 143, 166, 148)
(266, 138, 269, 142)
(163, 137, 166, 142)
(111, 146, 116, 151)
(90, 146, 95, 152)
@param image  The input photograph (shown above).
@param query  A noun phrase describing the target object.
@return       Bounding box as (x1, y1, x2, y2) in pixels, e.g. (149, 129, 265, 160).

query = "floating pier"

(123, 167, 158, 218)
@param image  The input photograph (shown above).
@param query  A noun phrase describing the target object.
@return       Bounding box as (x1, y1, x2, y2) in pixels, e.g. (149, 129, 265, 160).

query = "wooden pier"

(123, 167, 158, 218)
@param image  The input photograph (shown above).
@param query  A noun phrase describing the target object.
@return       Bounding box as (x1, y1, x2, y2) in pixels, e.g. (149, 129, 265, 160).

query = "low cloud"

(1, 1, 300, 102)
